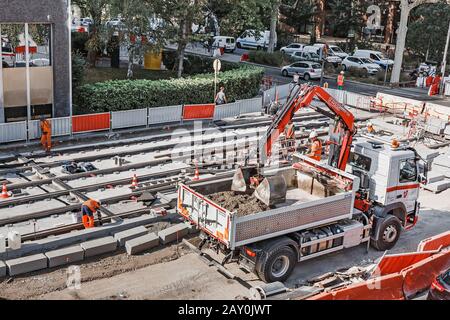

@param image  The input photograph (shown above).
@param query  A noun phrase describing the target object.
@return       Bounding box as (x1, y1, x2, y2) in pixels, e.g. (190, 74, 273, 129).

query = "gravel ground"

(0, 242, 190, 300)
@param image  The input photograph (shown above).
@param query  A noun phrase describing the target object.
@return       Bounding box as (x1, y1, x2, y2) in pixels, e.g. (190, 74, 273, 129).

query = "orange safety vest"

(285, 123, 295, 139)
(337, 75, 344, 86)
(309, 139, 322, 161)
(82, 199, 101, 213)
(40, 120, 51, 135)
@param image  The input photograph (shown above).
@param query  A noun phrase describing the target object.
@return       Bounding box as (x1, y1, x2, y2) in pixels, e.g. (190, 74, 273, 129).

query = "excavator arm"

(261, 85, 356, 171)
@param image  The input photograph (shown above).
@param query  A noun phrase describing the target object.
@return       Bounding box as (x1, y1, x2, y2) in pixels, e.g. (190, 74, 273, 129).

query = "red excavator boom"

(261, 85, 356, 171)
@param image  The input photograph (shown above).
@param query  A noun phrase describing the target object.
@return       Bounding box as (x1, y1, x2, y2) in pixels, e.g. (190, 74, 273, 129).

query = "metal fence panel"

(445, 82, 450, 96)
(327, 88, 345, 104)
(213, 102, 241, 120)
(148, 105, 183, 125)
(237, 97, 263, 114)
(345, 91, 371, 110)
(28, 120, 41, 140)
(0, 121, 27, 144)
(112, 108, 147, 129)
(51, 117, 71, 137)
(263, 87, 276, 106)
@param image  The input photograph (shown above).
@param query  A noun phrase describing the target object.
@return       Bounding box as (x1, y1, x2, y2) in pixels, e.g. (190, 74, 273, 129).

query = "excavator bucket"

(254, 175, 287, 206)
(231, 166, 259, 193)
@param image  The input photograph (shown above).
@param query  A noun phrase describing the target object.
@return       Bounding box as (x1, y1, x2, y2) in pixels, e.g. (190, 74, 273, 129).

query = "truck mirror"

(419, 173, 427, 185)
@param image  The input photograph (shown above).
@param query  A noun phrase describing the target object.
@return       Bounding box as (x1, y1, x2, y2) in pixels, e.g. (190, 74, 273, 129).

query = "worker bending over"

(367, 122, 376, 134)
(81, 199, 102, 229)
(40, 117, 52, 153)
(308, 130, 322, 161)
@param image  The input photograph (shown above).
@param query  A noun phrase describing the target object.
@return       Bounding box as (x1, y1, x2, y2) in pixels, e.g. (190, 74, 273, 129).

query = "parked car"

(212, 36, 236, 53)
(304, 45, 342, 65)
(342, 56, 381, 74)
(313, 43, 348, 59)
(353, 49, 394, 70)
(80, 18, 93, 26)
(280, 43, 305, 55)
(106, 18, 125, 29)
(30, 58, 50, 67)
(236, 30, 277, 50)
(427, 268, 450, 300)
(1, 38, 14, 67)
(281, 61, 322, 81)
(290, 51, 321, 63)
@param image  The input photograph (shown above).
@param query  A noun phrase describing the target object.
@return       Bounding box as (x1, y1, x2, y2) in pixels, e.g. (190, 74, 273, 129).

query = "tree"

(407, 0, 450, 61)
(267, 0, 281, 53)
(327, 0, 368, 38)
(72, 0, 110, 67)
(390, 0, 440, 83)
(280, 0, 316, 34)
(152, 0, 208, 78)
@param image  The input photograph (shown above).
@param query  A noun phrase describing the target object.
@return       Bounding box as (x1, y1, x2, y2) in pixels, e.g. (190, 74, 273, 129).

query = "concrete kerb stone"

(423, 180, 450, 193)
(5, 253, 48, 276)
(125, 233, 159, 255)
(113, 226, 148, 247)
(158, 223, 189, 245)
(80, 236, 117, 258)
(45, 245, 85, 268)
(0, 260, 6, 277)
(0, 213, 177, 261)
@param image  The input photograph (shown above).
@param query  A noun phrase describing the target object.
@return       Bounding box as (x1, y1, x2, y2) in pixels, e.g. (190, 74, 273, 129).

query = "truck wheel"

(304, 73, 311, 81)
(257, 246, 296, 283)
(371, 216, 402, 251)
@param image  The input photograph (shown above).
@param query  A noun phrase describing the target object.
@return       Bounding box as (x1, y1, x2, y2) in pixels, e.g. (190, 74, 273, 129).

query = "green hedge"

(74, 65, 264, 114)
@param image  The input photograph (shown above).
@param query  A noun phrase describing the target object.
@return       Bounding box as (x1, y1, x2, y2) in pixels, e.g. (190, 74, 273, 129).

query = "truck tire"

(371, 215, 402, 251)
(257, 246, 296, 283)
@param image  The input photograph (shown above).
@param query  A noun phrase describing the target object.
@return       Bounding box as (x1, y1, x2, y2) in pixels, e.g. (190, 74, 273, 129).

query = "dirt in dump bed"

(208, 191, 269, 216)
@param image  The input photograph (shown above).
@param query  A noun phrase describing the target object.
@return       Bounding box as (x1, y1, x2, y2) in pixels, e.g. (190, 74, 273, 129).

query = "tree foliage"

(407, 0, 450, 61)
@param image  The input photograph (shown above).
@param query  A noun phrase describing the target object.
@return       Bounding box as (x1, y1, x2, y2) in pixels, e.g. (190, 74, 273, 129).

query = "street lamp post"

(440, 19, 450, 95)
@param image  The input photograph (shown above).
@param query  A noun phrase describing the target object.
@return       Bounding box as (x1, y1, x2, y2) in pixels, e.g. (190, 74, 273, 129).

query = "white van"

(212, 36, 236, 53)
(236, 30, 277, 50)
(353, 50, 394, 69)
(313, 43, 348, 59)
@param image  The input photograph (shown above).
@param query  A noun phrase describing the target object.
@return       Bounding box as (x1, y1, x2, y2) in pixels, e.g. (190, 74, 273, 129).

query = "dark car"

(427, 268, 450, 300)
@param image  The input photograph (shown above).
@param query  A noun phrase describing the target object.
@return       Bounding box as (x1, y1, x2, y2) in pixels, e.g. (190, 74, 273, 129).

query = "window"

(399, 159, 417, 183)
(312, 64, 321, 69)
(370, 53, 380, 61)
(298, 63, 308, 68)
(349, 153, 372, 171)
(442, 270, 450, 286)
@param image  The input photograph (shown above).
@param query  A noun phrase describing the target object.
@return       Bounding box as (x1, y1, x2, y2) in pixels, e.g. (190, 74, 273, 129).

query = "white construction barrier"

(112, 108, 147, 129)
(0, 121, 27, 144)
(148, 105, 183, 125)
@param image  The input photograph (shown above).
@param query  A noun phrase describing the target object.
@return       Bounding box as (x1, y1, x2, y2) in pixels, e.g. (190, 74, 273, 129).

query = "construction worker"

(367, 121, 376, 134)
(40, 117, 52, 153)
(337, 71, 345, 90)
(429, 73, 442, 96)
(308, 130, 322, 161)
(81, 199, 102, 229)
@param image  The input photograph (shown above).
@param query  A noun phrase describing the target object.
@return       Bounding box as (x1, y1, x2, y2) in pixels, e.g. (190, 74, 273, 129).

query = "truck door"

(389, 158, 419, 213)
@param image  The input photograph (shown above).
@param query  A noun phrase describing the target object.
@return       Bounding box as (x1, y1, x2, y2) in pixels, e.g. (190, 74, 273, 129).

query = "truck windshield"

(349, 153, 371, 171)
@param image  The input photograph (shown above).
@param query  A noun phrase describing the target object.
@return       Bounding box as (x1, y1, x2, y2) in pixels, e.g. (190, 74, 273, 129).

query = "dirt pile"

(208, 191, 269, 216)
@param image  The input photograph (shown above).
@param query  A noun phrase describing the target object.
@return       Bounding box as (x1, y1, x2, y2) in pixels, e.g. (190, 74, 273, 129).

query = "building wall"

(0, 0, 71, 120)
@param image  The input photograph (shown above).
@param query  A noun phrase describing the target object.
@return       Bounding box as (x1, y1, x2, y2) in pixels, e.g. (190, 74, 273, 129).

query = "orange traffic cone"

(131, 174, 139, 189)
(193, 165, 200, 181)
(1, 183, 10, 199)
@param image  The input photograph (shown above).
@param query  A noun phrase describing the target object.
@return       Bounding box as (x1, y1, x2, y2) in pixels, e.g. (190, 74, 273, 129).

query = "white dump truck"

(177, 85, 426, 282)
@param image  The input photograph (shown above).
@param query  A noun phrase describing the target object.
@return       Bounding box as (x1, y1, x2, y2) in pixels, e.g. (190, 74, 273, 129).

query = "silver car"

(281, 61, 322, 81)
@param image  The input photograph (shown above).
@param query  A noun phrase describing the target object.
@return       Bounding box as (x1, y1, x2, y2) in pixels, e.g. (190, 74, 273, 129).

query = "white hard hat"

(340, 71, 345, 74)
(309, 130, 318, 139)
(367, 122, 373, 127)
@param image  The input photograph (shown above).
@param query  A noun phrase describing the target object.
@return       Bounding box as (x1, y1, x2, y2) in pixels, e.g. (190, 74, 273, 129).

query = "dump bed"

(177, 157, 359, 250)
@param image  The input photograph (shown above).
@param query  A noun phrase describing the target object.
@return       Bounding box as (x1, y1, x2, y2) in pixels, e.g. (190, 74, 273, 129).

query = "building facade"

(0, 0, 71, 123)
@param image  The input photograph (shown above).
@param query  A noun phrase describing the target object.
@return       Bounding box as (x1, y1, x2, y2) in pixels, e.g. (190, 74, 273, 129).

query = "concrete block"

(0, 261, 6, 277)
(426, 172, 445, 184)
(6, 253, 48, 276)
(80, 236, 117, 258)
(113, 226, 148, 247)
(158, 224, 189, 245)
(45, 246, 85, 268)
(424, 180, 450, 193)
(125, 233, 159, 255)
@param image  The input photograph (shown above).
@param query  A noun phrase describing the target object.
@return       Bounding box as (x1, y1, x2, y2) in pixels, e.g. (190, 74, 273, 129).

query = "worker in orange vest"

(308, 130, 322, 161)
(367, 122, 376, 134)
(429, 73, 442, 96)
(40, 117, 52, 153)
(81, 199, 102, 229)
(337, 71, 345, 90)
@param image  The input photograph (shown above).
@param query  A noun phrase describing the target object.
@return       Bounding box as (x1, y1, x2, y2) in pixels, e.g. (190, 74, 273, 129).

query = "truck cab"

(349, 140, 424, 250)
